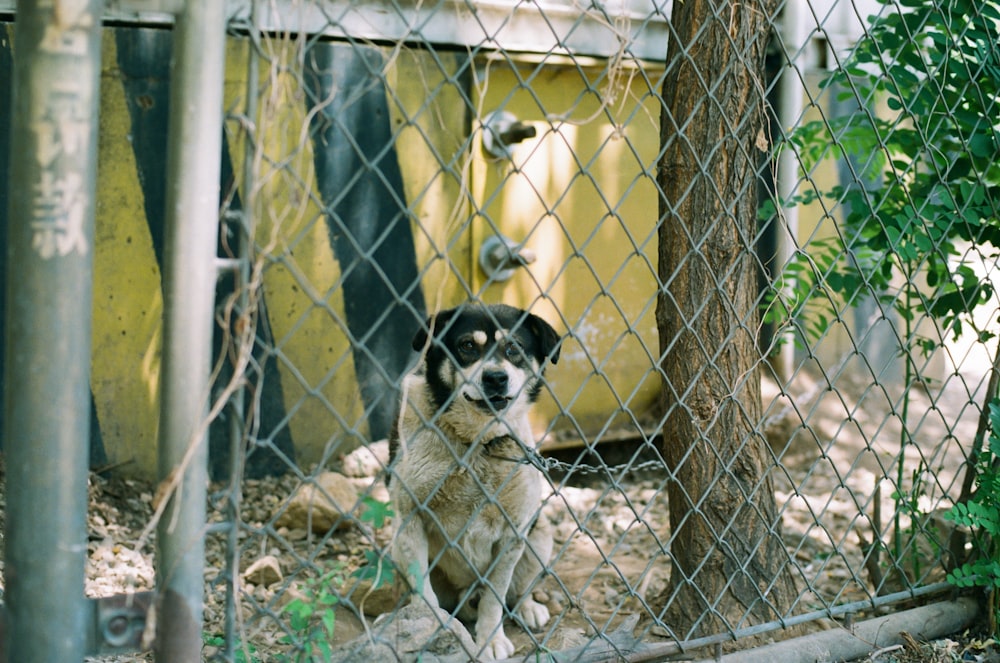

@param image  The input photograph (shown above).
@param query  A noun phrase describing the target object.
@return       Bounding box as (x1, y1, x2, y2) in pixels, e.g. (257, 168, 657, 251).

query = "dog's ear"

(527, 313, 561, 365)
(412, 307, 458, 353)
(411, 323, 430, 353)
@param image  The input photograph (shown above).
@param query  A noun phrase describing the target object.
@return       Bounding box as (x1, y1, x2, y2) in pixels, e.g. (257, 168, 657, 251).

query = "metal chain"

(485, 435, 668, 477)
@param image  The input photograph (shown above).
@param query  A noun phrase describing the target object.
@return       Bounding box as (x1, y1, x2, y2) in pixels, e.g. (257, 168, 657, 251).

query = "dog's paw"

(517, 598, 550, 631)
(479, 632, 516, 660)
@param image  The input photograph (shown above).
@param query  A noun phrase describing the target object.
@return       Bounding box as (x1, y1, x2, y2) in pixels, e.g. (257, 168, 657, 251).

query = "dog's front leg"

(509, 516, 553, 630)
(391, 506, 439, 610)
(475, 537, 525, 660)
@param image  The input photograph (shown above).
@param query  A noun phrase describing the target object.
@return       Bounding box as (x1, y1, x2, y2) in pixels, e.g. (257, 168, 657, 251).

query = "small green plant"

(351, 498, 397, 589)
(275, 499, 395, 661)
(278, 568, 343, 663)
(946, 400, 1000, 629)
(204, 633, 261, 663)
(358, 495, 394, 529)
(351, 549, 396, 589)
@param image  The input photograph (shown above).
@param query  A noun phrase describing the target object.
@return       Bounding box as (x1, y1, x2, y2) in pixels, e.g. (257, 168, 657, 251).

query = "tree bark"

(653, 0, 795, 641)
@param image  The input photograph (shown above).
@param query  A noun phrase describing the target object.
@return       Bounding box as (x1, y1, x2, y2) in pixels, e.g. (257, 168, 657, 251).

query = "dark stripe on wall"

(115, 27, 295, 478)
(217, 134, 298, 479)
(0, 25, 107, 469)
(304, 42, 427, 442)
(114, 28, 171, 267)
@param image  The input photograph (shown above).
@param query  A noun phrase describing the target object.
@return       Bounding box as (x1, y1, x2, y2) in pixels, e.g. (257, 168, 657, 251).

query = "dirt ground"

(75, 447, 997, 663)
(0, 364, 996, 661)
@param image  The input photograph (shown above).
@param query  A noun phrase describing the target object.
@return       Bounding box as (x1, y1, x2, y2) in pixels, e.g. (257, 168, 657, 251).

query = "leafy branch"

(765, 0, 1000, 590)
(765, 0, 1000, 351)
(946, 401, 1000, 629)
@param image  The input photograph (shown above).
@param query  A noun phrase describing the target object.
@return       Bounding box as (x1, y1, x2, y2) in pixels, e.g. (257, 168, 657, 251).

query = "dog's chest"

(424, 460, 538, 574)
(429, 458, 532, 521)
(423, 455, 537, 543)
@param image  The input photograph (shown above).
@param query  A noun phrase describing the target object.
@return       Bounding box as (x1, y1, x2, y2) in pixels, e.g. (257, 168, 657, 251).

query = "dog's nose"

(481, 369, 509, 394)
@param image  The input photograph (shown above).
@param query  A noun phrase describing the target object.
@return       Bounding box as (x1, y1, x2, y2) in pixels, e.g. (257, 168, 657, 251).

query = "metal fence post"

(221, 1, 261, 660)
(154, 1, 227, 660)
(773, 0, 805, 383)
(3, 1, 103, 661)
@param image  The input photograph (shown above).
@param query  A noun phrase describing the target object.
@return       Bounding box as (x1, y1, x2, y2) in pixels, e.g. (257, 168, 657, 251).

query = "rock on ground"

(331, 602, 478, 663)
(242, 554, 283, 587)
(341, 440, 390, 478)
(275, 471, 360, 533)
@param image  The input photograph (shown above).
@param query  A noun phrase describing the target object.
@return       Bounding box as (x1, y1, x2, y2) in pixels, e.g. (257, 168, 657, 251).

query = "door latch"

(479, 234, 537, 282)
(482, 111, 537, 160)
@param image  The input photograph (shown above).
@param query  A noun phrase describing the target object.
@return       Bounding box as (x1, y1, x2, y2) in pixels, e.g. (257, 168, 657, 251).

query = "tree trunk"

(653, 0, 795, 641)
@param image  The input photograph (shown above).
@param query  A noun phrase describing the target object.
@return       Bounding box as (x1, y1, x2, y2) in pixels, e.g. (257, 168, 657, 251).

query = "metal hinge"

(0, 591, 156, 658)
(87, 592, 156, 655)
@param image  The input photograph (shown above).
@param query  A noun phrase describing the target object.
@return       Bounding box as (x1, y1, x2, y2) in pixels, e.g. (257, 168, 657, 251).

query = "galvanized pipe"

(773, 0, 805, 383)
(222, 1, 262, 660)
(154, 1, 227, 661)
(3, 1, 103, 662)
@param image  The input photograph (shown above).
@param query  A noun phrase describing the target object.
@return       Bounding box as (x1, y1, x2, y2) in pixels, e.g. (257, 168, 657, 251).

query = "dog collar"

(483, 434, 537, 466)
(484, 434, 517, 455)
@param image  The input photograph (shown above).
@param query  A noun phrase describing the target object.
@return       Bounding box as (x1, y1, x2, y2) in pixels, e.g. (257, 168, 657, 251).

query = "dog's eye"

(458, 339, 477, 356)
(504, 341, 523, 361)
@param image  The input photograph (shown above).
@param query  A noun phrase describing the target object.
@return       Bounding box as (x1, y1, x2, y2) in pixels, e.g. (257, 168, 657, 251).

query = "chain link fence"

(196, 0, 999, 660)
(2, 0, 994, 660)
(182, 1, 998, 660)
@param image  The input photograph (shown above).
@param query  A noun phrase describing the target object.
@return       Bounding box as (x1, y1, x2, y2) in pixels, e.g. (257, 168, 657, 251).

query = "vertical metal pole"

(4, 1, 103, 662)
(155, 2, 226, 661)
(223, 1, 260, 659)
(775, 0, 805, 384)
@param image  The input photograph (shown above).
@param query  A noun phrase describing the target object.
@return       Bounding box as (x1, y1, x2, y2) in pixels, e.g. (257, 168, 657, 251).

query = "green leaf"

(322, 609, 336, 637)
(289, 608, 309, 632)
(350, 550, 396, 589)
(359, 496, 395, 528)
(913, 232, 933, 252)
(758, 198, 778, 220)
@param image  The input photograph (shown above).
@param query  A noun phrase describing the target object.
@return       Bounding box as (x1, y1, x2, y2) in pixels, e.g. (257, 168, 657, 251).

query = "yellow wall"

(468, 61, 664, 443)
(76, 32, 666, 477)
(91, 34, 163, 475)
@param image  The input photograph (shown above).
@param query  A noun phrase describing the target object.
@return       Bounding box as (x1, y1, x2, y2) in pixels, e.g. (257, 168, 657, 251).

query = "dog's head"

(413, 303, 561, 420)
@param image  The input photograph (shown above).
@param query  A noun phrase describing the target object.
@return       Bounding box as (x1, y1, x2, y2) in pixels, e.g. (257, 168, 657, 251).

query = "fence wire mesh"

(195, 0, 1000, 660)
(40, 0, 997, 660)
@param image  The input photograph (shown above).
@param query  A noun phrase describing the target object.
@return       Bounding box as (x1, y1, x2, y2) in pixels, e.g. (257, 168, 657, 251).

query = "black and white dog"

(388, 303, 561, 659)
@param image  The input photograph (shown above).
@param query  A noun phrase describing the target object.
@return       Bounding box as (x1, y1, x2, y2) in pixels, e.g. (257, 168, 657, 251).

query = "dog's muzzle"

(465, 369, 512, 411)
